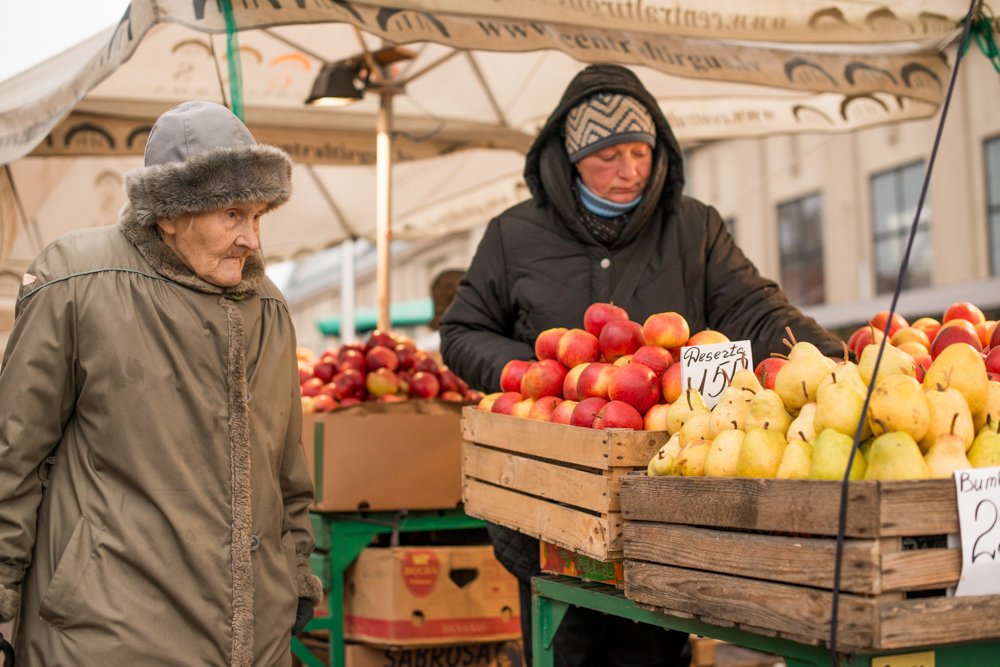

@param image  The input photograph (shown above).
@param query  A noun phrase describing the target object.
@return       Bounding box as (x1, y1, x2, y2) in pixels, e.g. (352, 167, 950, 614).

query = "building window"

(986, 136, 1000, 276)
(777, 192, 825, 305)
(870, 161, 932, 294)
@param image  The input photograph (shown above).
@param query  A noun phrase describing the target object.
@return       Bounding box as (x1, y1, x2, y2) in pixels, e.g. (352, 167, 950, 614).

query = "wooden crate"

(620, 474, 1000, 653)
(461, 407, 666, 561)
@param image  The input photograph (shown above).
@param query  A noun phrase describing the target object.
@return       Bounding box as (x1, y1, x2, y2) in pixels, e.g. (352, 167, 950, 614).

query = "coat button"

(600, 258, 611, 269)
(250, 535, 260, 551)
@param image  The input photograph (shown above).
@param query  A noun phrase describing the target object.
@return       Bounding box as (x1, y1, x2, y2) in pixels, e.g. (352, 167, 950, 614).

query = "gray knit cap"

(564, 93, 656, 163)
(126, 101, 292, 227)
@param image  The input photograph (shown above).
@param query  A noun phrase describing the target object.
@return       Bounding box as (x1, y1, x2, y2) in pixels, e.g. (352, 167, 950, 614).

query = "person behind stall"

(429, 269, 466, 331)
(439, 64, 845, 665)
(0, 101, 322, 666)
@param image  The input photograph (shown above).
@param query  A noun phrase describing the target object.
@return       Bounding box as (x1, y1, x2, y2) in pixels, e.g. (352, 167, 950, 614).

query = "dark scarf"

(571, 181, 631, 246)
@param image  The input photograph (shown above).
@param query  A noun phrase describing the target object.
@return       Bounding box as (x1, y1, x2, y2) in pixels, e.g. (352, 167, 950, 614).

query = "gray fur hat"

(564, 92, 656, 163)
(126, 101, 292, 227)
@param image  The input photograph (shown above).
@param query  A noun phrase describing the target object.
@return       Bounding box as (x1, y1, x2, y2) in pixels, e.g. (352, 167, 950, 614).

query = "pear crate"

(619, 474, 1000, 652)
(461, 407, 666, 562)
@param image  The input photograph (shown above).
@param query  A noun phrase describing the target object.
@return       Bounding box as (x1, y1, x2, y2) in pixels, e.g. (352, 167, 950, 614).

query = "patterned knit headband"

(564, 93, 656, 163)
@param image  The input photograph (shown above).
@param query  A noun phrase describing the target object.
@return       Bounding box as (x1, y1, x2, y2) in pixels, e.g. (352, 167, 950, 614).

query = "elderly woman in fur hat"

(0, 101, 321, 666)
(440, 64, 846, 665)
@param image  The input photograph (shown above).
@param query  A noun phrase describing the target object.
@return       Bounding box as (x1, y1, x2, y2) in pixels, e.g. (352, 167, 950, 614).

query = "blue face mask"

(576, 177, 643, 218)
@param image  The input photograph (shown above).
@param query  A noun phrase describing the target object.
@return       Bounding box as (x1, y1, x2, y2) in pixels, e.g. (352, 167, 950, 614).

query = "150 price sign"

(679, 340, 753, 409)
(952, 467, 1000, 597)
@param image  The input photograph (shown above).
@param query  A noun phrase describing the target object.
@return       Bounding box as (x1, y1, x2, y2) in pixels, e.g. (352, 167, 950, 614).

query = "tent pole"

(376, 89, 392, 332)
(340, 238, 356, 343)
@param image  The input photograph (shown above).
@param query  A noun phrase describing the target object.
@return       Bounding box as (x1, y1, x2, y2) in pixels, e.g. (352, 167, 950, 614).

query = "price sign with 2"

(678, 340, 753, 410)
(952, 467, 1000, 596)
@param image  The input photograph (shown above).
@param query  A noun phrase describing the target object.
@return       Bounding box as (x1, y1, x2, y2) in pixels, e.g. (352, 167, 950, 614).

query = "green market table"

(531, 575, 1000, 667)
(291, 508, 486, 667)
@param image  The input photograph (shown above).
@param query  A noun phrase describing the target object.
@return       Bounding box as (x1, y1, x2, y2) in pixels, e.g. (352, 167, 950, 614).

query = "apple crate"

(619, 474, 1000, 653)
(460, 406, 666, 562)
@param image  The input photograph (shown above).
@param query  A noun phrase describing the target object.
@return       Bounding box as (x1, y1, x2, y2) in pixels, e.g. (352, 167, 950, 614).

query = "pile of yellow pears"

(647, 329, 1000, 480)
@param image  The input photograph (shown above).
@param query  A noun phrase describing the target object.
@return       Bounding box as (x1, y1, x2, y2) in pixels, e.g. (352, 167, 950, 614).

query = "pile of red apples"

(298, 329, 483, 413)
(479, 303, 729, 430)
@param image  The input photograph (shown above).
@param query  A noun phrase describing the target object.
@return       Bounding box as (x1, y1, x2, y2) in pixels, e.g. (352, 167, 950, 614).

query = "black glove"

(292, 597, 314, 636)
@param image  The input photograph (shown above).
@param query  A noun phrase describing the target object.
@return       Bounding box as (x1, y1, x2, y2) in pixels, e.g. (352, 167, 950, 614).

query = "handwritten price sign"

(679, 340, 753, 409)
(952, 467, 1000, 597)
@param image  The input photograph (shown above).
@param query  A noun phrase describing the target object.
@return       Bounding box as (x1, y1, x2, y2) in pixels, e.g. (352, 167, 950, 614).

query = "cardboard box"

(301, 400, 466, 512)
(343, 641, 524, 667)
(461, 407, 665, 561)
(343, 544, 521, 646)
(620, 475, 1000, 652)
(539, 540, 624, 587)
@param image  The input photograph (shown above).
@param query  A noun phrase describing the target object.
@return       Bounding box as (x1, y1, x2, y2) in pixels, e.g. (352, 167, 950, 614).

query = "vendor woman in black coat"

(440, 63, 843, 665)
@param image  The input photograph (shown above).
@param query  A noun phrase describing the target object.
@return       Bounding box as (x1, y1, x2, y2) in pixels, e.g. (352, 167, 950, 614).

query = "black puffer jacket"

(440, 64, 843, 579)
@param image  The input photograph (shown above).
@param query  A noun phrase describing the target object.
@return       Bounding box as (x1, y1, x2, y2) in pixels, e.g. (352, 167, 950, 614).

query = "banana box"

(342, 640, 523, 667)
(343, 544, 520, 647)
(301, 399, 467, 512)
(539, 540, 624, 587)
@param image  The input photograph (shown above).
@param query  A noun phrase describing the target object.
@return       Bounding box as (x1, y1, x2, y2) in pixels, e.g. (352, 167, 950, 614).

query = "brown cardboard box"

(343, 641, 524, 667)
(343, 544, 521, 647)
(539, 540, 624, 587)
(301, 400, 466, 512)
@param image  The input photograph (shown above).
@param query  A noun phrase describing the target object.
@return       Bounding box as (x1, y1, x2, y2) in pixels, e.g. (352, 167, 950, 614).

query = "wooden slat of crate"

(620, 474, 958, 538)
(461, 406, 665, 470)
(625, 560, 1000, 653)
(463, 476, 619, 560)
(624, 521, 961, 595)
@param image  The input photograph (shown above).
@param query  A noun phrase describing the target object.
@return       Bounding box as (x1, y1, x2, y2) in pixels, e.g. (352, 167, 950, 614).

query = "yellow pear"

(923, 431, 973, 478)
(703, 429, 745, 477)
(967, 421, 1000, 468)
(920, 386, 974, 454)
(776, 439, 813, 479)
(729, 367, 763, 399)
(922, 342, 989, 417)
(665, 389, 709, 435)
(786, 402, 817, 444)
(817, 360, 868, 396)
(672, 439, 712, 476)
(744, 388, 793, 434)
(646, 433, 682, 476)
(867, 374, 929, 442)
(858, 436, 875, 463)
(809, 428, 867, 480)
(735, 426, 787, 478)
(863, 431, 931, 480)
(814, 381, 870, 438)
(973, 380, 1000, 431)
(678, 410, 713, 447)
(774, 340, 836, 414)
(858, 342, 915, 387)
(707, 386, 751, 438)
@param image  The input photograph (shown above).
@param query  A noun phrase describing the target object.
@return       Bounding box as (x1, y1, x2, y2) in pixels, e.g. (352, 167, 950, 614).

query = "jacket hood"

(125, 101, 293, 229)
(523, 64, 686, 248)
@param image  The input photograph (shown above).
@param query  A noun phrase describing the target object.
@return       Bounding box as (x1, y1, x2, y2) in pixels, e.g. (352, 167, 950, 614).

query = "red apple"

(584, 302, 629, 338)
(500, 359, 532, 394)
(412, 352, 440, 375)
(464, 389, 486, 403)
(930, 323, 983, 358)
(378, 393, 409, 403)
(912, 353, 933, 383)
(685, 329, 730, 346)
(890, 326, 931, 351)
(570, 396, 609, 428)
(312, 394, 337, 413)
(300, 377, 324, 397)
(365, 345, 399, 373)
(985, 347, 1000, 376)
(535, 327, 569, 361)
(642, 312, 690, 349)
(520, 359, 569, 400)
(896, 340, 929, 360)
(527, 396, 564, 421)
(562, 363, 590, 401)
(408, 371, 441, 398)
(593, 400, 644, 430)
(394, 342, 418, 371)
(631, 345, 674, 379)
(613, 354, 634, 368)
(330, 369, 365, 400)
(576, 362, 619, 400)
(300, 395, 316, 414)
(365, 367, 400, 397)
(943, 301, 986, 326)
(557, 328, 601, 368)
(911, 317, 942, 343)
(869, 310, 909, 338)
(312, 360, 337, 384)
(975, 321, 996, 349)
(438, 366, 469, 395)
(511, 397, 536, 418)
(365, 328, 396, 351)
(339, 397, 362, 409)
(550, 399, 579, 425)
(607, 363, 660, 414)
(478, 392, 504, 411)
(754, 357, 787, 390)
(598, 319, 645, 362)
(661, 362, 683, 404)
(490, 391, 524, 416)
(298, 360, 314, 384)
(296, 346, 315, 363)
(337, 348, 366, 373)
(990, 321, 1000, 350)
(643, 403, 670, 431)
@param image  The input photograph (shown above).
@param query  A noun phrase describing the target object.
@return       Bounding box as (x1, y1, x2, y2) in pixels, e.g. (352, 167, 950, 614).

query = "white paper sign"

(951, 467, 1000, 596)
(678, 340, 753, 409)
